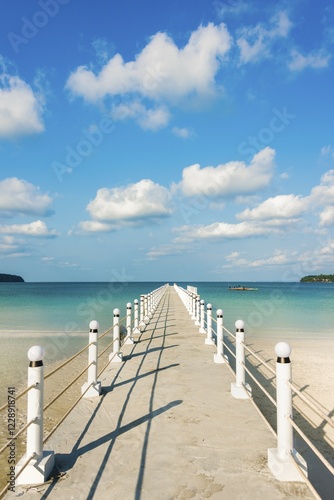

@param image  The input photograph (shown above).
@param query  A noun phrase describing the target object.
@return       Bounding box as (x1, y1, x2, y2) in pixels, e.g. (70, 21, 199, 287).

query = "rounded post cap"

(126, 302, 132, 307)
(89, 320, 99, 330)
(207, 303, 212, 309)
(134, 299, 139, 304)
(28, 345, 45, 362)
(216, 308, 223, 316)
(113, 308, 120, 315)
(200, 299, 205, 305)
(235, 319, 245, 330)
(144, 317, 150, 325)
(275, 342, 291, 358)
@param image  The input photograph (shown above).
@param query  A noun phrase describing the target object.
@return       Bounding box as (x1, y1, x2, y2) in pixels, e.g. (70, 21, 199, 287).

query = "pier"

(2, 284, 332, 499)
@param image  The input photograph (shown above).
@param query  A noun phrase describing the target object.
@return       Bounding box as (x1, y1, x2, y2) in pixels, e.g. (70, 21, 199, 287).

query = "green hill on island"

(300, 274, 334, 282)
(0, 273, 24, 282)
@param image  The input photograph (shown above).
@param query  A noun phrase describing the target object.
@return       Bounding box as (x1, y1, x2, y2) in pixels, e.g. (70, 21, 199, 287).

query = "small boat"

(229, 286, 258, 291)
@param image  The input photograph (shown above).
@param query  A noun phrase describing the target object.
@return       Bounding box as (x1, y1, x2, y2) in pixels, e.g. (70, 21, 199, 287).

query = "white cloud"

(0, 178, 53, 216)
(223, 248, 299, 270)
(310, 170, 334, 205)
(86, 179, 174, 224)
(172, 126, 194, 139)
(67, 23, 231, 103)
(178, 147, 275, 197)
(111, 101, 171, 130)
(237, 11, 292, 64)
(237, 194, 309, 220)
(0, 71, 45, 138)
(66, 23, 232, 130)
(289, 49, 331, 72)
(0, 220, 57, 237)
(319, 206, 334, 226)
(76, 220, 118, 234)
(177, 220, 280, 241)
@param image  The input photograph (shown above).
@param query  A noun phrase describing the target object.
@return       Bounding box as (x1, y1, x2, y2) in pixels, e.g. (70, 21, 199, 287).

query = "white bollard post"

(133, 299, 140, 334)
(139, 295, 146, 330)
(195, 296, 200, 326)
(16, 346, 54, 485)
(81, 320, 101, 398)
(124, 303, 134, 344)
(143, 294, 150, 325)
(214, 309, 226, 363)
(231, 320, 251, 399)
(148, 293, 153, 318)
(109, 308, 123, 363)
(191, 294, 196, 320)
(268, 343, 307, 481)
(205, 304, 215, 345)
(199, 299, 206, 334)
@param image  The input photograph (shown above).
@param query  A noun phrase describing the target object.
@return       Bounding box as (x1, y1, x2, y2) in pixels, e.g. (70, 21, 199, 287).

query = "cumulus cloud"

(177, 220, 280, 241)
(237, 11, 292, 64)
(288, 49, 331, 71)
(0, 220, 57, 237)
(67, 23, 231, 103)
(66, 23, 232, 129)
(310, 169, 334, 204)
(84, 179, 174, 230)
(178, 147, 275, 197)
(111, 101, 170, 131)
(0, 178, 53, 216)
(237, 194, 309, 220)
(0, 70, 45, 138)
(76, 220, 118, 234)
(319, 206, 334, 226)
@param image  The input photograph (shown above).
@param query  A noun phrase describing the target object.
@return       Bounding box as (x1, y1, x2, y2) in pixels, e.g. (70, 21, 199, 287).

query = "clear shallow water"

(0, 281, 333, 337)
(0, 281, 333, 389)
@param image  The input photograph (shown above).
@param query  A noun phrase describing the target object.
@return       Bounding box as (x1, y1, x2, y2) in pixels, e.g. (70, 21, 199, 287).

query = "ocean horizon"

(1, 281, 333, 393)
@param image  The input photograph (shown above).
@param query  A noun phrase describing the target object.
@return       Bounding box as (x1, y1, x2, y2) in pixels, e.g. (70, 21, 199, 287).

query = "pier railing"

(174, 283, 334, 499)
(0, 283, 168, 497)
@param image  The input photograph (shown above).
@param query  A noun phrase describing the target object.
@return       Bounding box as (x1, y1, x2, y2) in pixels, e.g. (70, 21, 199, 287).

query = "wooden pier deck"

(8, 286, 313, 499)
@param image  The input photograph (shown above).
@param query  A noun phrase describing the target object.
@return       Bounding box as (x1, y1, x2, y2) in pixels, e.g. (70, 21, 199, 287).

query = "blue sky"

(0, 0, 334, 282)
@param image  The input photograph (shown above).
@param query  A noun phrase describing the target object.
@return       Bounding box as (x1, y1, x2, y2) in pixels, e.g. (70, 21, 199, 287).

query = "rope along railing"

(174, 283, 334, 492)
(0, 283, 168, 496)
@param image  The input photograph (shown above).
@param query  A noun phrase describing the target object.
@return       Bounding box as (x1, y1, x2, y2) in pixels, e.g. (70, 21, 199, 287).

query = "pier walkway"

(10, 286, 313, 499)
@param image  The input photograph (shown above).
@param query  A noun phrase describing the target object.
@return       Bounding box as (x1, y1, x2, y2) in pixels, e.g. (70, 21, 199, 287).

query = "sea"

(0, 281, 333, 391)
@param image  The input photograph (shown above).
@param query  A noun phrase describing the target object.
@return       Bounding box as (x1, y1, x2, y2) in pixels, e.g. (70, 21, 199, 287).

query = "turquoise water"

(0, 281, 333, 337)
(0, 281, 333, 389)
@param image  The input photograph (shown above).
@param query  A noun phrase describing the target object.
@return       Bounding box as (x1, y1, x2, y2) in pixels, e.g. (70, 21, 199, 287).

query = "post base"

(124, 336, 134, 345)
(194, 320, 200, 326)
(205, 338, 215, 346)
(199, 327, 206, 334)
(231, 382, 252, 399)
(110, 352, 123, 363)
(132, 327, 140, 335)
(16, 450, 54, 486)
(268, 448, 307, 482)
(81, 381, 101, 398)
(139, 321, 146, 332)
(214, 353, 226, 364)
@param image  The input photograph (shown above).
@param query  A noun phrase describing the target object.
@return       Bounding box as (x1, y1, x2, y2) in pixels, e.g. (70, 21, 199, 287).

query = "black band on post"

(277, 357, 290, 364)
(29, 360, 43, 367)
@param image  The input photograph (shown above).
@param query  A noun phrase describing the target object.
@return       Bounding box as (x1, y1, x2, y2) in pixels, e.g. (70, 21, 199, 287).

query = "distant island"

(0, 273, 24, 282)
(300, 274, 334, 282)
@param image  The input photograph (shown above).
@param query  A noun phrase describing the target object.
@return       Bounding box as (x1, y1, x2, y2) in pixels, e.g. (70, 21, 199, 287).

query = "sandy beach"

(1, 288, 333, 499)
